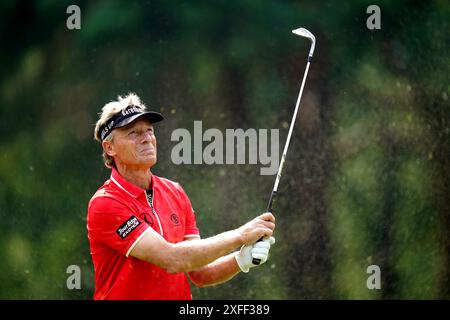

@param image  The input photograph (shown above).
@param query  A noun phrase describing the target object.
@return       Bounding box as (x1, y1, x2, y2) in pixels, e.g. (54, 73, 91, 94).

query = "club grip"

(252, 191, 277, 265)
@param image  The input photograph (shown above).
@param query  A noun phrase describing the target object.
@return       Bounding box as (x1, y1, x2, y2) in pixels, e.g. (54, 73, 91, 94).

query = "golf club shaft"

(268, 59, 311, 210)
(252, 57, 312, 265)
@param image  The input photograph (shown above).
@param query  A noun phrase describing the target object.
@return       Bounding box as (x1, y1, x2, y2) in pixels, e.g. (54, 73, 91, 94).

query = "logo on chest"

(170, 213, 180, 226)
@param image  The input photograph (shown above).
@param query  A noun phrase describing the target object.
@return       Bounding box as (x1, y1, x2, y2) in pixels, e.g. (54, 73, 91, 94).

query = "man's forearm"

(167, 230, 242, 273)
(187, 252, 241, 287)
(130, 212, 275, 274)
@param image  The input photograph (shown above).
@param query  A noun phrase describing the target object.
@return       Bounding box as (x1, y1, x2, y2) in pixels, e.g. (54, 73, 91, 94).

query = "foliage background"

(0, 0, 448, 299)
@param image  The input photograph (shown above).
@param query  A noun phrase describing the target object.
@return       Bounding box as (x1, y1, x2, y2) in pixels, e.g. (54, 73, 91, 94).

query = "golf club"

(252, 27, 316, 265)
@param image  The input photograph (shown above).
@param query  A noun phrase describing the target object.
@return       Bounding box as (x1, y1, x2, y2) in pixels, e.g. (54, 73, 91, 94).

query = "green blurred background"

(0, 0, 449, 299)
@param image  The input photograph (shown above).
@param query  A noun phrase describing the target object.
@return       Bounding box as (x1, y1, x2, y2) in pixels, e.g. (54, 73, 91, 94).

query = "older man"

(87, 93, 276, 300)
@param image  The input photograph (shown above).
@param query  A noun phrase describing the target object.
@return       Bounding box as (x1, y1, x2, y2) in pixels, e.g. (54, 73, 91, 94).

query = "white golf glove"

(235, 236, 276, 273)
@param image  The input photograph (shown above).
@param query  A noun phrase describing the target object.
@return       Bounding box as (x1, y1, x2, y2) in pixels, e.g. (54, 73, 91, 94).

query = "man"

(87, 93, 276, 300)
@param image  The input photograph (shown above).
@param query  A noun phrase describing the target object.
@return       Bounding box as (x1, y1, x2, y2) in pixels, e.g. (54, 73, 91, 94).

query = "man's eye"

(128, 131, 136, 136)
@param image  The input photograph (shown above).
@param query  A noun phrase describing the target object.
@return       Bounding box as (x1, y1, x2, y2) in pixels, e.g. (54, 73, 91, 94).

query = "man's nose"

(141, 131, 154, 143)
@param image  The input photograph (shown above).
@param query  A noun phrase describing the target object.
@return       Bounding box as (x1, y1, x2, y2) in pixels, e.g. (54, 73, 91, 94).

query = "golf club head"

(292, 27, 316, 57)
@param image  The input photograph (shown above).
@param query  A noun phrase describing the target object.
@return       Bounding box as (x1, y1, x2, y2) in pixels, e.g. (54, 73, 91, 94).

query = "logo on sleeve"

(116, 215, 141, 239)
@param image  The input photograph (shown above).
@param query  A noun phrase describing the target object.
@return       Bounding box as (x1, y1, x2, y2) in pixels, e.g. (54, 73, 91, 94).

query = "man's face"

(103, 118, 157, 169)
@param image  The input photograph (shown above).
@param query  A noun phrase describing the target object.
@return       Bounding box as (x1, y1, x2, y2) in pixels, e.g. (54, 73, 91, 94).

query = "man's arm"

(130, 212, 275, 274)
(187, 250, 241, 288)
(187, 237, 275, 287)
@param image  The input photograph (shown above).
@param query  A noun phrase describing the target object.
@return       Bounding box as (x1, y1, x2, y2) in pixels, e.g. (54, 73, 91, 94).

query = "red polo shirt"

(87, 168, 200, 300)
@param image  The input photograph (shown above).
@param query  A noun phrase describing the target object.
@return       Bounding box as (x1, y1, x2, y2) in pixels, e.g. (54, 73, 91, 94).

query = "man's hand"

(235, 236, 276, 273)
(236, 212, 276, 245)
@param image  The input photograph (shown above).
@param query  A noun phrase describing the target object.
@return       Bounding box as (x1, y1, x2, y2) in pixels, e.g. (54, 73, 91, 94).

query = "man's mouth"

(139, 148, 155, 155)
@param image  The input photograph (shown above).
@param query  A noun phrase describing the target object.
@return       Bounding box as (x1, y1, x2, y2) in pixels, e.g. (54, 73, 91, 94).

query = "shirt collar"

(110, 167, 153, 198)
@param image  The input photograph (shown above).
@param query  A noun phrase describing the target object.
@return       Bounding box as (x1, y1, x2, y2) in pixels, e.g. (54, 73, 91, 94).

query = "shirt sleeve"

(87, 196, 150, 256)
(176, 184, 200, 238)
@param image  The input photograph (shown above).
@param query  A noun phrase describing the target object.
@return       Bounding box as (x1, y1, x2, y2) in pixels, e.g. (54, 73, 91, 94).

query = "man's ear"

(102, 140, 116, 157)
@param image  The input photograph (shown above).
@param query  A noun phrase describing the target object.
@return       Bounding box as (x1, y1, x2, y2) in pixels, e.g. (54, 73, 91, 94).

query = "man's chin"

(131, 156, 156, 169)
(145, 156, 157, 168)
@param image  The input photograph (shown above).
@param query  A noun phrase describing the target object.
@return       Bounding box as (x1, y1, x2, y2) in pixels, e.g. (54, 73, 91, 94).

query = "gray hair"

(94, 93, 147, 168)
